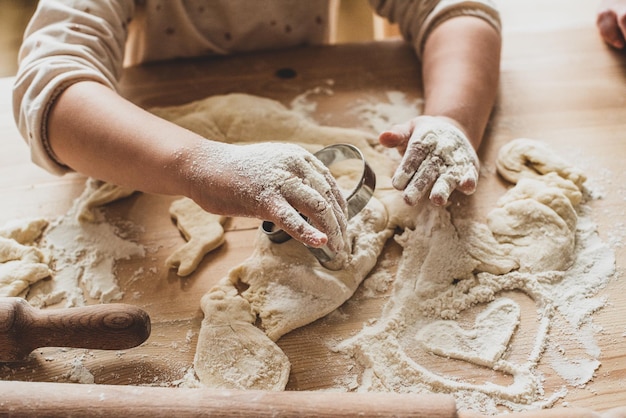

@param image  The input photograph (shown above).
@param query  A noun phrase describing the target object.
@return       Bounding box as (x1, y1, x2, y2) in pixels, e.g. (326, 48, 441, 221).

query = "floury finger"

(280, 178, 345, 253)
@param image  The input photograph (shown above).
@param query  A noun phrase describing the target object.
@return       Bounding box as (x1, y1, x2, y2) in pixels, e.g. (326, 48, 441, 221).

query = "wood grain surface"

(1, 0, 625, 415)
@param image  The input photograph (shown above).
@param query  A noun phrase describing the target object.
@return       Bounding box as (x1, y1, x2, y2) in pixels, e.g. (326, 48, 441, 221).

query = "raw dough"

(496, 138, 586, 188)
(166, 197, 227, 276)
(151, 97, 587, 398)
(0, 218, 48, 244)
(194, 197, 393, 389)
(194, 281, 290, 390)
(77, 178, 136, 222)
(0, 218, 51, 297)
(150, 93, 397, 189)
(53, 92, 609, 412)
(486, 172, 581, 272)
(151, 93, 401, 389)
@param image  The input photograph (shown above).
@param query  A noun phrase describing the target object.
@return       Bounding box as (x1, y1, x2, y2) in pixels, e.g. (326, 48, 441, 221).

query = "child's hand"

(597, 0, 626, 49)
(379, 115, 479, 206)
(188, 142, 348, 254)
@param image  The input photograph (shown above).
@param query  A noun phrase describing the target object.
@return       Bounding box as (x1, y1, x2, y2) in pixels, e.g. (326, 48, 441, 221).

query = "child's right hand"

(186, 142, 349, 254)
(597, 0, 626, 49)
(379, 115, 479, 207)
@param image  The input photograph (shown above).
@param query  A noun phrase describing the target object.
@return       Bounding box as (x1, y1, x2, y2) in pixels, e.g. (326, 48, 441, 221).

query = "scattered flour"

(25, 178, 146, 307)
(351, 90, 423, 134)
(289, 82, 335, 120)
(332, 202, 613, 414)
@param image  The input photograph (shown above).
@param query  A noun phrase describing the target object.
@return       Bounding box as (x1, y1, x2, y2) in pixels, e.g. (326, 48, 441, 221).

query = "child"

(597, 0, 626, 49)
(13, 0, 501, 261)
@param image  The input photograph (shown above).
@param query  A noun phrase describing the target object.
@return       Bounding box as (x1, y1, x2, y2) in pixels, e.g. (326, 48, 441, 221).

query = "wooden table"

(1, 1, 625, 415)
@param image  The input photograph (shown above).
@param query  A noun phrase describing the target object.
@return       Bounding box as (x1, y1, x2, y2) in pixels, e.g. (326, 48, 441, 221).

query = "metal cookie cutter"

(261, 143, 376, 270)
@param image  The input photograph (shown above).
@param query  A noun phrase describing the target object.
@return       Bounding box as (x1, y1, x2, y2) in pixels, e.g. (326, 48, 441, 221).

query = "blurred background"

(0, 0, 599, 77)
(0, 0, 401, 77)
(0, 0, 38, 76)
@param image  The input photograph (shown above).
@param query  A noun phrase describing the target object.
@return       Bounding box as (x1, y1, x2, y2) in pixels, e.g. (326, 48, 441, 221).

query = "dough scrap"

(0, 218, 48, 244)
(77, 178, 136, 222)
(496, 138, 586, 188)
(0, 236, 51, 297)
(194, 282, 290, 390)
(166, 197, 227, 276)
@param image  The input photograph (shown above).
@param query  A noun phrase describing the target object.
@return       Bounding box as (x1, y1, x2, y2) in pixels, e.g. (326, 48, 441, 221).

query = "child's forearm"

(47, 81, 201, 197)
(421, 16, 501, 150)
(47, 81, 349, 253)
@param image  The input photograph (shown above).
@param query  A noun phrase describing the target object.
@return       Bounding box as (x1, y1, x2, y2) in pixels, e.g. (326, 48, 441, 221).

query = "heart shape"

(415, 298, 520, 367)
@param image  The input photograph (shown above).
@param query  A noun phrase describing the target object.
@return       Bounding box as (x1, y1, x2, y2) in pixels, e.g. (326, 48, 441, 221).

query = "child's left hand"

(379, 115, 479, 206)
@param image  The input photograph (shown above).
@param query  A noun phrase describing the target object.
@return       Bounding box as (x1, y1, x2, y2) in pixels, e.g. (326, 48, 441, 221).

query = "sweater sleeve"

(368, 0, 501, 59)
(12, 0, 135, 175)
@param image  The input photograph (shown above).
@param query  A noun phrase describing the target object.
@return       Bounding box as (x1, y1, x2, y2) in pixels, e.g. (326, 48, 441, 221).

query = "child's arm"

(379, 15, 501, 206)
(420, 16, 501, 152)
(47, 81, 348, 253)
(14, 1, 347, 254)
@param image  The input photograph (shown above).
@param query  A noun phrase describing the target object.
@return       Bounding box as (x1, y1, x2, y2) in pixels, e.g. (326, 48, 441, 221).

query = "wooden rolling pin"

(0, 381, 458, 417)
(0, 297, 150, 362)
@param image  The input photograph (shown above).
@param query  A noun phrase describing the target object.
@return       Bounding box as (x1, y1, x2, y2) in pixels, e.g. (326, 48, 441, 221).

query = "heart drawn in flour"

(415, 298, 520, 367)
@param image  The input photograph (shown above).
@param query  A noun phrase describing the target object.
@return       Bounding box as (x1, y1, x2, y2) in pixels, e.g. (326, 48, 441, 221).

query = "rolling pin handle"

(0, 297, 151, 363)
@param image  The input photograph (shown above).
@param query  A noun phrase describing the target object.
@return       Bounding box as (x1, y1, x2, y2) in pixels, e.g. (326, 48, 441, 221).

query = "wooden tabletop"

(1, 0, 626, 414)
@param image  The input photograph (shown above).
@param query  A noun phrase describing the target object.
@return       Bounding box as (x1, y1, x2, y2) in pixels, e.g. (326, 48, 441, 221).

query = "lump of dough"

(234, 197, 392, 342)
(495, 172, 580, 232)
(487, 183, 576, 273)
(76, 178, 136, 222)
(194, 282, 290, 390)
(488, 139, 585, 272)
(496, 138, 586, 188)
(166, 197, 227, 276)
(0, 217, 48, 244)
(0, 236, 51, 297)
(454, 219, 519, 275)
